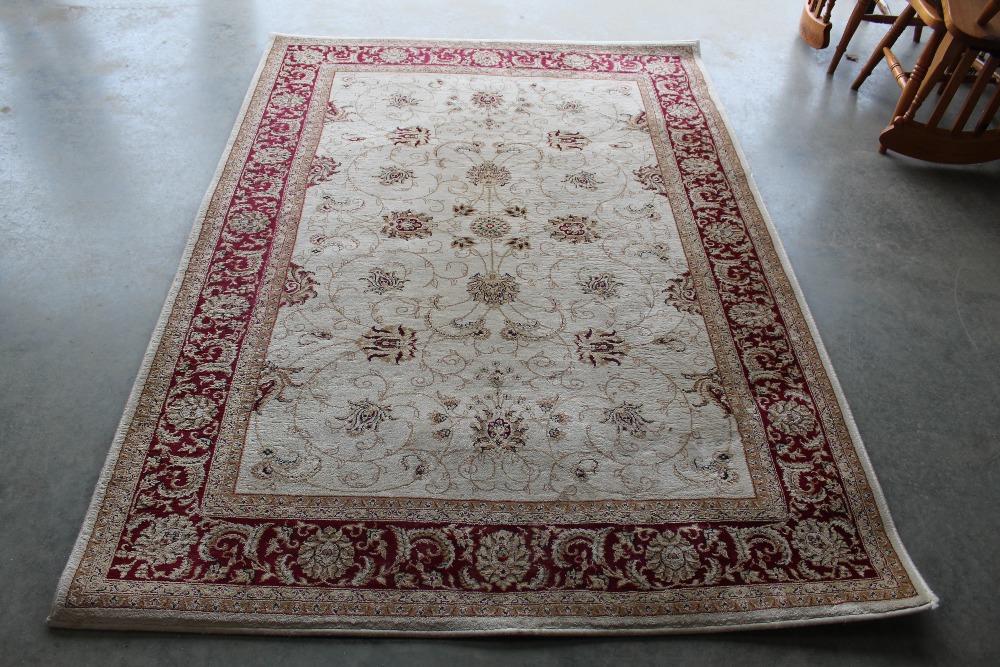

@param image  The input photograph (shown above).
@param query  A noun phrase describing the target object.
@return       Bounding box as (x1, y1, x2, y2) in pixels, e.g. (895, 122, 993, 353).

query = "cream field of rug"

(50, 36, 936, 635)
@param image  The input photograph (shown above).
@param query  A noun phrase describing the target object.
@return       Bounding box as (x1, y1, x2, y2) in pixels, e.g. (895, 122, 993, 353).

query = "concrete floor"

(1, 0, 998, 664)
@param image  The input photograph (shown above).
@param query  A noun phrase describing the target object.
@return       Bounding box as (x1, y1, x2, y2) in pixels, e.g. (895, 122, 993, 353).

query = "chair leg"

(852, 4, 916, 90)
(892, 27, 947, 121)
(829, 0, 873, 75)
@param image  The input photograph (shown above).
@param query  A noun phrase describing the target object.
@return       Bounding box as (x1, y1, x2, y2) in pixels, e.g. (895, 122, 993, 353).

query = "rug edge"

(48, 595, 938, 636)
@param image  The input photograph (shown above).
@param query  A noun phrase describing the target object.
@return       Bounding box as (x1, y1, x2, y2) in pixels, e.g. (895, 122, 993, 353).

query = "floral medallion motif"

(645, 530, 700, 584)
(469, 215, 510, 238)
(475, 530, 531, 590)
(549, 214, 600, 244)
(381, 210, 433, 240)
(472, 408, 528, 454)
(297, 527, 356, 581)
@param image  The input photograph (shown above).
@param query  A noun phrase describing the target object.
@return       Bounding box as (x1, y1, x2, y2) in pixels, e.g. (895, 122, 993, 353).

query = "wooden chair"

(851, 0, 946, 91)
(859, 0, 1000, 162)
(801, 0, 839, 49)
(828, 1, 927, 74)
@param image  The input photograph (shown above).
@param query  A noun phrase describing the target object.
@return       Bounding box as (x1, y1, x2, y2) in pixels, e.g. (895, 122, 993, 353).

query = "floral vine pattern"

(54, 39, 928, 633)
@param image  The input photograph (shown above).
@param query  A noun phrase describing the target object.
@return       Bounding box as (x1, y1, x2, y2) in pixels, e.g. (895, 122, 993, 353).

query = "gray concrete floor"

(1, 0, 998, 664)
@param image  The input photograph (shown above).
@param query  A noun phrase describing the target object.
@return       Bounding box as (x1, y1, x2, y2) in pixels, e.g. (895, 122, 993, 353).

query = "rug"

(50, 36, 936, 635)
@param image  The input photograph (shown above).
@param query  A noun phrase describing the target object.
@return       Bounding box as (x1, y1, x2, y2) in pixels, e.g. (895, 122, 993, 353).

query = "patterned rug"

(50, 37, 935, 635)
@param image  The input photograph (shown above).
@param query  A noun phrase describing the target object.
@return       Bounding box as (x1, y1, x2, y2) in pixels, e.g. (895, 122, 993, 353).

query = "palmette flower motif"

(579, 272, 622, 299)
(603, 402, 653, 437)
(475, 530, 531, 590)
(665, 103, 699, 119)
(270, 92, 305, 108)
(635, 165, 668, 195)
(297, 527, 356, 581)
(467, 162, 511, 187)
(290, 48, 325, 64)
(128, 515, 198, 567)
(281, 263, 318, 307)
(377, 166, 415, 186)
(645, 59, 679, 76)
(681, 157, 719, 175)
(308, 156, 341, 186)
(563, 171, 602, 190)
(767, 400, 817, 436)
(166, 394, 218, 430)
(361, 268, 407, 294)
(467, 271, 519, 305)
(325, 102, 350, 122)
(339, 399, 393, 435)
(254, 146, 292, 165)
(645, 531, 700, 583)
(624, 111, 649, 133)
(663, 271, 700, 315)
(792, 519, 852, 569)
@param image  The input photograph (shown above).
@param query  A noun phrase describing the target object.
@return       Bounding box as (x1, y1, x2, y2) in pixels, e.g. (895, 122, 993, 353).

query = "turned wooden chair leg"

(978, 0, 1000, 26)
(853, 4, 916, 90)
(899, 31, 961, 122)
(829, 0, 873, 75)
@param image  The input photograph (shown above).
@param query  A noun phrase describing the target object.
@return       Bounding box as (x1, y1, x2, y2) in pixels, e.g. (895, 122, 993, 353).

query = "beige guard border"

(49, 35, 938, 635)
